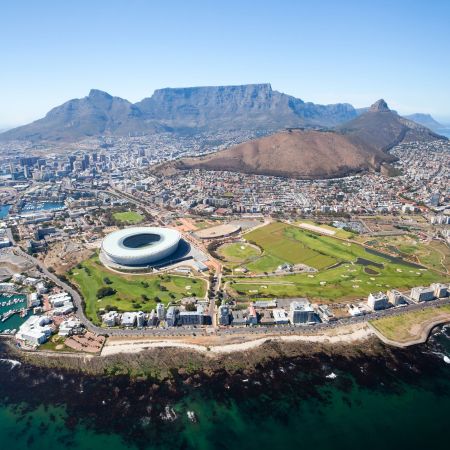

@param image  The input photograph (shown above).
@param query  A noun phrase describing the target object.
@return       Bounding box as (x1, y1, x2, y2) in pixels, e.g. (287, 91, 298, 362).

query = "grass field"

(218, 242, 261, 266)
(370, 305, 450, 343)
(68, 255, 206, 325)
(363, 235, 450, 273)
(113, 211, 144, 224)
(244, 222, 373, 273)
(228, 221, 446, 302)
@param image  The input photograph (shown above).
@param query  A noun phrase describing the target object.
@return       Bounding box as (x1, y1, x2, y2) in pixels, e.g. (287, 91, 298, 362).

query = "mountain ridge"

(160, 100, 446, 180)
(0, 84, 358, 142)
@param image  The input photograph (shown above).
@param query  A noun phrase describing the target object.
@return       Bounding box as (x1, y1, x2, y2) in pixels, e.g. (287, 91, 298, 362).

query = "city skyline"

(1, 0, 450, 128)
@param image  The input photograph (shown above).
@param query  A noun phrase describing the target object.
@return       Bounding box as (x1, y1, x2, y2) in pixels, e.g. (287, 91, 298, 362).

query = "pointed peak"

(370, 99, 390, 112)
(88, 89, 112, 99)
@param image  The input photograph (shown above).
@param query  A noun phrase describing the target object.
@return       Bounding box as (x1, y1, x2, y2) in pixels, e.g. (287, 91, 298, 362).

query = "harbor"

(0, 293, 29, 334)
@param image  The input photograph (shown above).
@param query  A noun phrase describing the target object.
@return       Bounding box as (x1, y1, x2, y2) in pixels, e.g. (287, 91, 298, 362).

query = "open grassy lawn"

(68, 255, 206, 325)
(228, 221, 446, 302)
(370, 305, 450, 343)
(244, 221, 388, 273)
(218, 242, 261, 266)
(112, 211, 144, 224)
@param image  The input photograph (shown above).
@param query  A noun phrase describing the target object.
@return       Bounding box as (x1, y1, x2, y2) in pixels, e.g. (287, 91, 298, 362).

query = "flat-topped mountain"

(136, 83, 357, 130)
(0, 84, 357, 142)
(162, 100, 446, 179)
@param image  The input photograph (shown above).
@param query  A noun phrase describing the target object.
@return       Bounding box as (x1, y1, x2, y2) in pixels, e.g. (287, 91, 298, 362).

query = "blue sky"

(1, 0, 450, 127)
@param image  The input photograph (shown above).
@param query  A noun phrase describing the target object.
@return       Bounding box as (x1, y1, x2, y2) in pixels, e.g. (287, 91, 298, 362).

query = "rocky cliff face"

(0, 84, 358, 142)
(136, 83, 357, 129)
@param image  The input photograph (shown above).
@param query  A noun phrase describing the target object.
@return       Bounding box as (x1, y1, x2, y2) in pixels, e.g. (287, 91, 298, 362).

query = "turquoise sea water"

(0, 294, 28, 333)
(0, 327, 449, 450)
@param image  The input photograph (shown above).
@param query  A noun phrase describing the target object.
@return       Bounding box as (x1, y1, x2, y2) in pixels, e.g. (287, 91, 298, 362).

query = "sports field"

(67, 255, 206, 325)
(217, 242, 261, 266)
(112, 211, 144, 224)
(228, 222, 445, 302)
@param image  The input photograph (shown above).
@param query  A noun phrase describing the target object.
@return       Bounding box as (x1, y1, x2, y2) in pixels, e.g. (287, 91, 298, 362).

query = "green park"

(226, 222, 445, 302)
(67, 255, 206, 325)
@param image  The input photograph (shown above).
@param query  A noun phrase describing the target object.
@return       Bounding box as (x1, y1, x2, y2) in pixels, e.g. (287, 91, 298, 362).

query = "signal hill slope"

(163, 100, 446, 179)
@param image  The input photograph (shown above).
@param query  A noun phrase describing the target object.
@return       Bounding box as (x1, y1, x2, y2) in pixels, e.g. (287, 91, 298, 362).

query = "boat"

(160, 406, 177, 421)
(187, 411, 198, 423)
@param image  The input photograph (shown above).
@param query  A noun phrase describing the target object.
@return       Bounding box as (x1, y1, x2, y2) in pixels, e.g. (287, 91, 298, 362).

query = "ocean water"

(0, 327, 449, 450)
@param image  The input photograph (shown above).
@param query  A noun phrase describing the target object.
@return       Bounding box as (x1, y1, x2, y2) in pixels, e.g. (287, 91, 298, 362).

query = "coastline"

(101, 323, 373, 356)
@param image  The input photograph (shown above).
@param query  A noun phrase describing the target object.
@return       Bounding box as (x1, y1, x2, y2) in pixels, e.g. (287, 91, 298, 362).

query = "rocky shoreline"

(1, 330, 449, 448)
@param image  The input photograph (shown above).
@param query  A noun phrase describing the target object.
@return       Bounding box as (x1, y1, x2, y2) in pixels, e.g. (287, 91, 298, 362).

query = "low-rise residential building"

(101, 310, 120, 327)
(431, 283, 448, 299)
(166, 306, 179, 327)
(16, 315, 52, 345)
(179, 305, 205, 326)
(368, 292, 389, 311)
(317, 305, 335, 322)
(58, 318, 82, 336)
(231, 310, 248, 326)
(348, 304, 363, 316)
(247, 304, 258, 325)
(156, 303, 165, 320)
(289, 299, 320, 324)
(218, 304, 231, 325)
(273, 308, 289, 324)
(387, 289, 407, 306)
(121, 312, 139, 327)
(410, 286, 435, 302)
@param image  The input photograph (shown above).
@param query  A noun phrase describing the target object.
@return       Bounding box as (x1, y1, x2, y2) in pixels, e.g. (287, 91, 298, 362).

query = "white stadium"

(101, 227, 181, 266)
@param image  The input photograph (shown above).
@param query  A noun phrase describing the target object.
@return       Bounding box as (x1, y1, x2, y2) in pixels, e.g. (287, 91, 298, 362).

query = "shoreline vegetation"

(370, 304, 450, 347)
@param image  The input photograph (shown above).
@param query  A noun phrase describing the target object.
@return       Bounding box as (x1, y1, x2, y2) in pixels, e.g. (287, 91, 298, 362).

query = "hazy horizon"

(1, 0, 450, 127)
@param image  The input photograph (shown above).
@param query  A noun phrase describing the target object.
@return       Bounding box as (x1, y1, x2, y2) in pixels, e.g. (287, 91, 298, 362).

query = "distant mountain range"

(0, 83, 447, 147)
(161, 99, 446, 179)
(0, 84, 359, 142)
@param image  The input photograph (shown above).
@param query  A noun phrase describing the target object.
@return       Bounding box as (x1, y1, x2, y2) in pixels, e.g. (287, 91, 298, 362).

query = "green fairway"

(217, 242, 261, 265)
(362, 235, 450, 274)
(228, 221, 446, 302)
(112, 211, 144, 224)
(68, 255, 206, 325)
(244, 222, 364, 273)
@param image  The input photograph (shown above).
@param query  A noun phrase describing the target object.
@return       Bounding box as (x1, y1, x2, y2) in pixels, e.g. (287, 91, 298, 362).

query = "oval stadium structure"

(101, 227, 181, 266)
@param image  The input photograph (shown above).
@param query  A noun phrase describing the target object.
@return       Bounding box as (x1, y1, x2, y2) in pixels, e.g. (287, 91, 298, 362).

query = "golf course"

(67, 255, 206, 324)
(227, 222, 445, 302)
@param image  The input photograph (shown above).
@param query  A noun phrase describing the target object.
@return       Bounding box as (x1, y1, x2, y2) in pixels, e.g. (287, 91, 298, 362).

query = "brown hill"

(338, 99, 444, 151)
(167, 129, 394, 179)
(162, 100, 446, 179)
